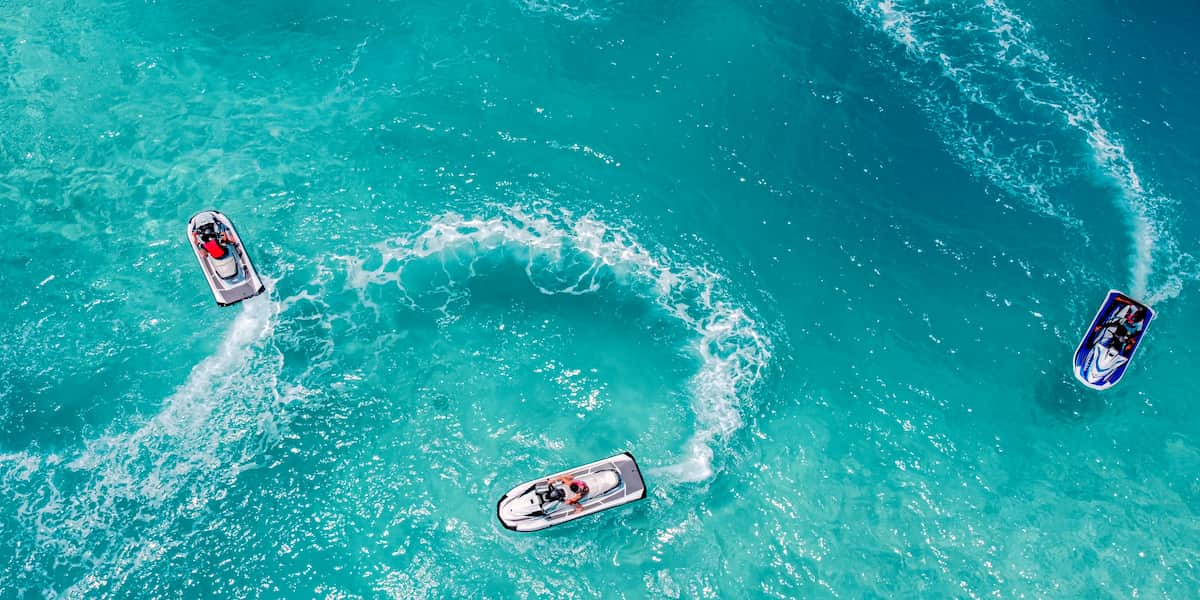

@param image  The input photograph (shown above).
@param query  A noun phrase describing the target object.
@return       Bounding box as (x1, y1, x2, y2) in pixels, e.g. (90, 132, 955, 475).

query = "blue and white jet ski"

(187, 210, 266, 307)
(1072, 290, 1154, 391)
(497, 452, 646, 532)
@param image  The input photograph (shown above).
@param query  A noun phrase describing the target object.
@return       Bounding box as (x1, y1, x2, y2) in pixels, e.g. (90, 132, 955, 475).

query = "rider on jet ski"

(1096, 306, 1146, 354)
(195, 221, 233, 259)
(548, 475, 590, 512)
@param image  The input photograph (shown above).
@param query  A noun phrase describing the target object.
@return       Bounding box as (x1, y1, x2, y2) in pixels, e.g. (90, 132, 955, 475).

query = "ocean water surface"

(2, 0, 1199, 597)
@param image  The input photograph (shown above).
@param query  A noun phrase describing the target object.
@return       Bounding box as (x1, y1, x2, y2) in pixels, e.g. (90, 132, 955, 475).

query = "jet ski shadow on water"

(187, 210, 266, 307)
(497, 452, 646, 532)
(1072, 290, 1154, 391)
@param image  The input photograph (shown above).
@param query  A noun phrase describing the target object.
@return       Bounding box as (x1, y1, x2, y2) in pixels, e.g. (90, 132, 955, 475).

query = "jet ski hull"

(187, 210, 266, 307)
(497, 452, 646, 532)
(1072, 290, 1154, 390)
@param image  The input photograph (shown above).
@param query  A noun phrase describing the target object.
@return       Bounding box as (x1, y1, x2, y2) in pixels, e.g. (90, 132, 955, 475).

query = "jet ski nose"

(498, 492, 544, 521)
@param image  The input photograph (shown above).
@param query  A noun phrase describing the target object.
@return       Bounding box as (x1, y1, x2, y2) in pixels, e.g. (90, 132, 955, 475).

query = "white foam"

(516, 0, 607, 22)
(850, 0, 1185, 302)
(0, 294, 312, 593)
(342, 204, 771, 482)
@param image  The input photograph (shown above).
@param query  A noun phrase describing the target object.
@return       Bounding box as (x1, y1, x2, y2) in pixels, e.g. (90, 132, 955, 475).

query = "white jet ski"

(187, 210, 266, 307)
(497, 452, 646, 532)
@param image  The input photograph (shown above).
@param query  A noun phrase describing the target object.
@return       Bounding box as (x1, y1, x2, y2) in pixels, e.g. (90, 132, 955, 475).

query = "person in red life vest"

(202, 236, 227, 258)
(196, 225, 233, 259)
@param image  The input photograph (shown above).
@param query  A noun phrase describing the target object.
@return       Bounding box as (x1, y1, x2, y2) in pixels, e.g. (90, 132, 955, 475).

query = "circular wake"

(341, 204, 772, 482)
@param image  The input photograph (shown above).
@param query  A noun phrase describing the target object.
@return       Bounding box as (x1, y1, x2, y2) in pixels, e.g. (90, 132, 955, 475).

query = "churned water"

(2, 0, 1198, 597)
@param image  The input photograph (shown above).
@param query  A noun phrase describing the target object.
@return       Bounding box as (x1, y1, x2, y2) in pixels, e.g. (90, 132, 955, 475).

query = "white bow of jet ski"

(497, 452, 646, 532)
(187, 210, 266, 307)
(1081, 328, 1129, 386)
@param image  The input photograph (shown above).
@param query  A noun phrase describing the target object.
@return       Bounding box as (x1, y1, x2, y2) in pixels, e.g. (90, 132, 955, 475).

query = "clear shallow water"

(2, 0, 1198, 597)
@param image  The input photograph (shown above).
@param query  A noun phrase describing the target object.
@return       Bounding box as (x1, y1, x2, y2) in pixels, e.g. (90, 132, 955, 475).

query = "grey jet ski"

(187, 210, 266, 307)
(497, 452, 646, 532)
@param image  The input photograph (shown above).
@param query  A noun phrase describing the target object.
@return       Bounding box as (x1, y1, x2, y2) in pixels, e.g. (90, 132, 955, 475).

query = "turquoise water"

(3, 0, 1199, 596)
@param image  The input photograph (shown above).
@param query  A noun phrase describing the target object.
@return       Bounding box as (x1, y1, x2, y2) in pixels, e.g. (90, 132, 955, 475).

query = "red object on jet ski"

(203, 239, 226, 258)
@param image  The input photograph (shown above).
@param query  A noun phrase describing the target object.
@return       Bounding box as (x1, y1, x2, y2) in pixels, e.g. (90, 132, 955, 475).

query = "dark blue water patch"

(347, 267, 697, 397)
(1009, 0, 1200, 140)
(1033, 368, 1110, 422)
(0, 353, 151, 452)
(272, 247, 705, 429)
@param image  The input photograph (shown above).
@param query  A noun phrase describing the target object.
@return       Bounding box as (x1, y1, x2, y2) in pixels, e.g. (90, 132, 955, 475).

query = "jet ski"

(1072, 290, 1154, 390)
(497, 452, 646, 532)
(187, 210, 266, 307)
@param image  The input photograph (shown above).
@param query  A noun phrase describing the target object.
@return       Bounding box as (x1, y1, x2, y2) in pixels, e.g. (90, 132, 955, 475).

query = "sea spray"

(0, 294, 316, 594)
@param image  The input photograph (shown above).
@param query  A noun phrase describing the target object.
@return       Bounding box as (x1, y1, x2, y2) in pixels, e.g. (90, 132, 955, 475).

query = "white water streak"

(853, 0, 1180, 301)
(0, 294, 309, 594)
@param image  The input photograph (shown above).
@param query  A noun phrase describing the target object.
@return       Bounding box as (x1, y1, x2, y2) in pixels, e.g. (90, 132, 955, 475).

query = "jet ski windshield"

(195, 219, 219, 241)
(532, 482, 566, 505)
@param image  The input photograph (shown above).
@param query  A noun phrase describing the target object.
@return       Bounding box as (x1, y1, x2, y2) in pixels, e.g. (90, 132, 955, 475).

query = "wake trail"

(1, 294, 312, 595)
(849, 0, 1188, 303)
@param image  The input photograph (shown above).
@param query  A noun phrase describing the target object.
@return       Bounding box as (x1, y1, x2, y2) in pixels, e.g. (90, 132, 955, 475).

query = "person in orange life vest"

(551, 474, 590, 512)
